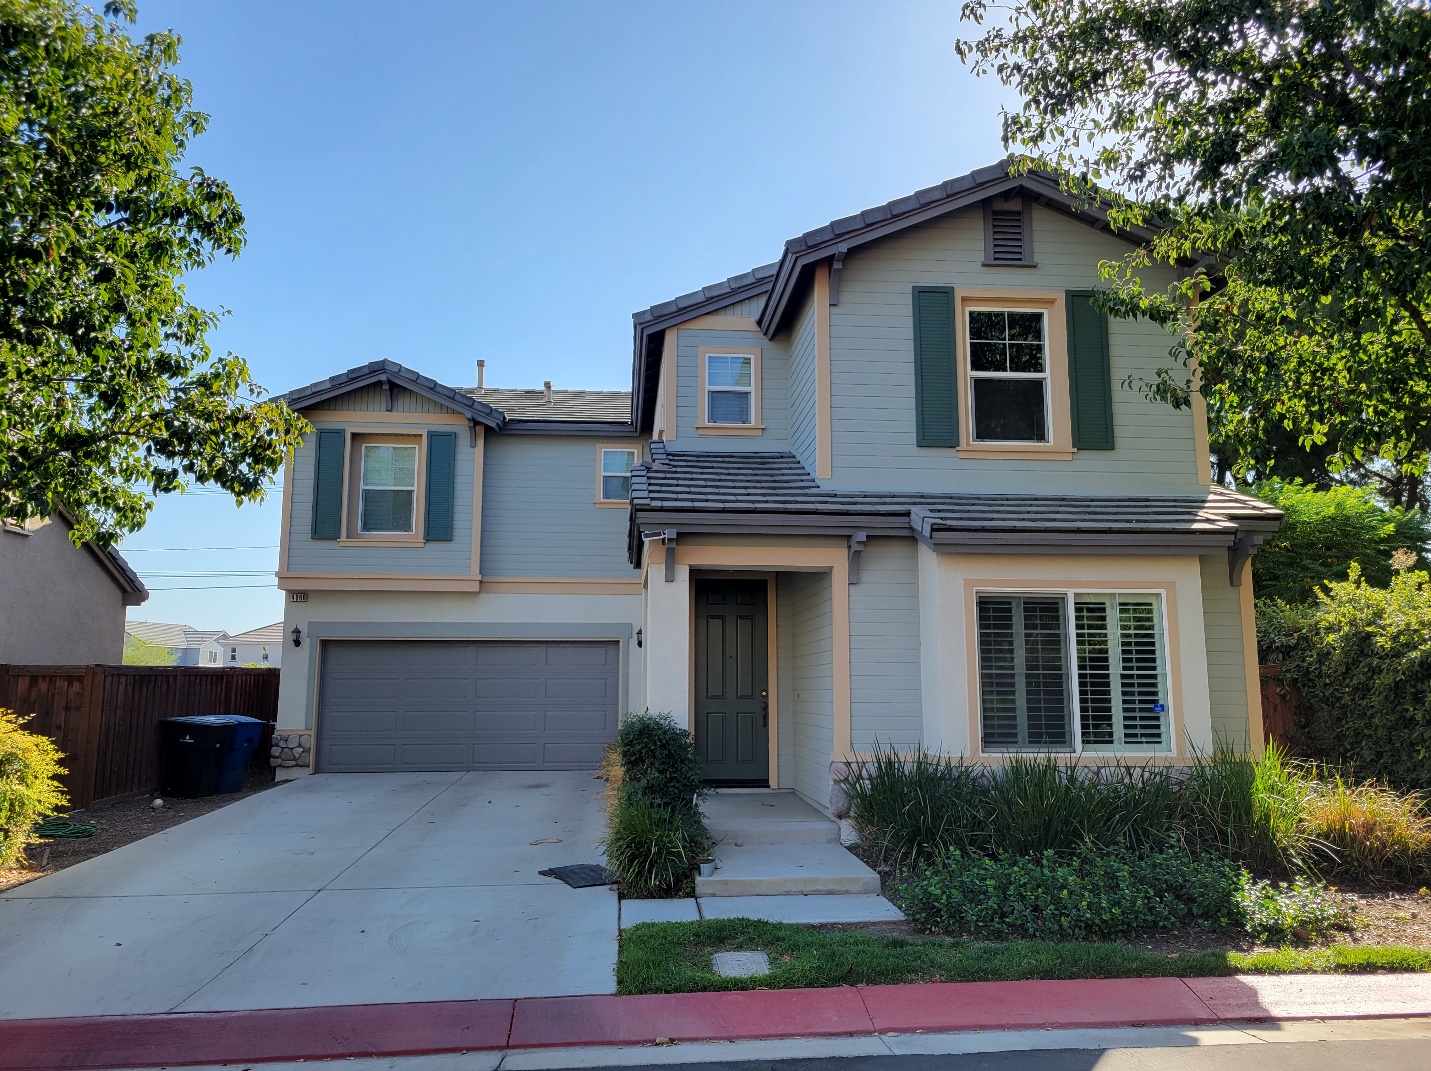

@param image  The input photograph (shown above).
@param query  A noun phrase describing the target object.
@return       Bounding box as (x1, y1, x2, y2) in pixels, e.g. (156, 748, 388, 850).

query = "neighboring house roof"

(628, 445, 1283, 563)
(125, 621, 228, 649)
(458, 388, 631, 423)
(226, 623, 285, 645)
(280, 360, 507, 429)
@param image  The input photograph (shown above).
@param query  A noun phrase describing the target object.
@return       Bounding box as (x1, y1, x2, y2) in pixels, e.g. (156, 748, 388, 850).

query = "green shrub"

(602, 797, 711, 899)
(1298, 772, 1431, 884)
(843, 745, 986, 868)
(1235, 875, 1352, 942)
(615, 711, 704, 813)
(0, 712, 68, 868)
(898, 844, 1239, 941)
(1249, 480, 1429, 604)
(1262, 567, 1431, 789)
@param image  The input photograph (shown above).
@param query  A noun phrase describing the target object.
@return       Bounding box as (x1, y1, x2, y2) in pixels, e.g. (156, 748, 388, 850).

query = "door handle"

(760, 700, 768, 727)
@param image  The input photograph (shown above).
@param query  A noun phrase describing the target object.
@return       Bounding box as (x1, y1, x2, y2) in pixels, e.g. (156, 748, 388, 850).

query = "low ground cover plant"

(617, 918, 1431, 995)
(0, 712, 68, 868)
(602, 712, 711, 898)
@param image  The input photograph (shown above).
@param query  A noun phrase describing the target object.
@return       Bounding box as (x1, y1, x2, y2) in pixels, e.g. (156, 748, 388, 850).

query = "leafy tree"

(0, 1, 306, 546)
(121, 634, 175, 665)
(1251, 480, 1429, 602)
(958, 1, 1431, 493)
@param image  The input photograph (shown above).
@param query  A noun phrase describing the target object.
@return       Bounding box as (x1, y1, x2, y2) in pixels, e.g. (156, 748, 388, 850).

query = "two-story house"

(273, 160, 1280, 813)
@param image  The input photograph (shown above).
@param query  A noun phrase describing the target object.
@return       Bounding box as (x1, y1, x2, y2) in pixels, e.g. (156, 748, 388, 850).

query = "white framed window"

(598, 447, 638, 502)
(229, 647, 237, 662)
(967, 308, 1050, 443)
(975, 590, 1170, 752)
(206, 650, 218, 665)
(359, 442, 419, 533)
(704, 352, 754, 425)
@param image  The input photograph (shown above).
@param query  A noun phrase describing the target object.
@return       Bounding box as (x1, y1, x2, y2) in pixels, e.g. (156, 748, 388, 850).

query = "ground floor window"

(976, 590, 1170, 752)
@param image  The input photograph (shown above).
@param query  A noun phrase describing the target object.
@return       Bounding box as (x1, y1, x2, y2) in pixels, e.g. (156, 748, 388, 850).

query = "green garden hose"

(32, 817, 97, 839)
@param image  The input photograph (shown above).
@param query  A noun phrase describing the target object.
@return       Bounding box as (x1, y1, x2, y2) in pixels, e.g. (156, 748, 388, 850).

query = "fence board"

(1259, 665, 1301, 749)
(0, 665, 279, 807)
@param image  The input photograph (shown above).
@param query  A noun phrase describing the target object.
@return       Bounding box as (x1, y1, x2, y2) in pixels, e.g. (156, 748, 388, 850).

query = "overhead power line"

(122, 545, 279, 553)
(144, 583, 278, 591)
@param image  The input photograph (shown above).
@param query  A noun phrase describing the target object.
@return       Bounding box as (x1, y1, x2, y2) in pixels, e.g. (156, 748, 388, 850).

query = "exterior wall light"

(636, 628, 642, 649)
(291, 626, 302, 648)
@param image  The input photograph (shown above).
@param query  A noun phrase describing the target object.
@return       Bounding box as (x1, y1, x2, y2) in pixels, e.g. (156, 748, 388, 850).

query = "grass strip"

(617, 919, 1431, 995)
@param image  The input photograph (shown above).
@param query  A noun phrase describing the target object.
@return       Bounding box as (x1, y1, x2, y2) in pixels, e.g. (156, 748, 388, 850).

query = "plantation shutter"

(424, 430, 457, 542)
(311, 428, 346, 540)
(1073, 594, 1168, 748)
(911, 286, 959, 447)
(1066, 290, 1115, 450)
(977, 594, 1071, 750)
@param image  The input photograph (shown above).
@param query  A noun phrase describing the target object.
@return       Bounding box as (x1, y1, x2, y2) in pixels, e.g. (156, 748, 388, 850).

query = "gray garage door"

(316, 641, 620, 772)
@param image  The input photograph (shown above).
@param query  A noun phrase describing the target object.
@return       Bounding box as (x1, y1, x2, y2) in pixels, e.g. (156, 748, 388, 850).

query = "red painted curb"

(0, 999, 514, 1071)
(860, 978, 1220, 1034)
(2, 975, 1428, 1070)
(508, 987, 873, 1049)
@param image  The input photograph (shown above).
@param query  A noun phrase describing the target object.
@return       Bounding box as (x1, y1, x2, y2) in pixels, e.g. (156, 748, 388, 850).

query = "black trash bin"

(159, 717, 237, 798)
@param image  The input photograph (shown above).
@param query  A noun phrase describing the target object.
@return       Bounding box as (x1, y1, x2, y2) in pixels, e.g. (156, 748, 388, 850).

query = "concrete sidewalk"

(2, 973, 1428, 1070)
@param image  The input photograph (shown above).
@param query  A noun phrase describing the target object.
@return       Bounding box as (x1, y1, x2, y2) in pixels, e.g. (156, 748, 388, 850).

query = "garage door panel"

(318, 641, 620, 773)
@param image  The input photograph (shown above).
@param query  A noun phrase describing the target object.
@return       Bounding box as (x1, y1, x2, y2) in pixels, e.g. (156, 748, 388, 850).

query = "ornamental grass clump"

(0, 712, 68, 868)
(843, 744, 985, 868)
(602, 712, 711, 898)
(1299, 773, 1431, 884)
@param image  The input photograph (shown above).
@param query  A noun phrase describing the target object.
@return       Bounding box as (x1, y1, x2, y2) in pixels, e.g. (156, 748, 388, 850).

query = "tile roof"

(280, 360, 506, 428)
(631, 263, 778, 327)
(457, 388, 631, 423)
(630, 446, 1283, 548)
(125, 622, 227, 649)
(227, 623, 285, 644)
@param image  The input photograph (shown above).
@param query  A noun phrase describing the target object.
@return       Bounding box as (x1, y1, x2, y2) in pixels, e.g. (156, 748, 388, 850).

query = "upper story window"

(976, 590, 1169, 753)
(229, 647, 237, 662)
(598, 447, 638, 503)
(206, 649, 218, 665)
(359, 442, 419, 533)
(967, 309, 1049, 443)
(706, 353, 753, 424)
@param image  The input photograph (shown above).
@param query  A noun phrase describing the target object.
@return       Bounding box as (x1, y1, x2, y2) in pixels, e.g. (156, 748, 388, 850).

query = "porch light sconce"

(291, 626, 302, 648)
(636, 629, 643, 649)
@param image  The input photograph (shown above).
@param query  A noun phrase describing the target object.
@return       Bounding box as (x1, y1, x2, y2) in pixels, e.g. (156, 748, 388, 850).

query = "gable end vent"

(983, 198, 1035, 267)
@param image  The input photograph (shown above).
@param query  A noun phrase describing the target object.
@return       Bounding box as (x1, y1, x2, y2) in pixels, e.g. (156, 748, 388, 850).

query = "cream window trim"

(696, 346, 762, 434)
(343, 432, 426, 543)
(955, 290, 1073, 459)
(596, 443, 641, 505)
(970, 585, 1175, 756)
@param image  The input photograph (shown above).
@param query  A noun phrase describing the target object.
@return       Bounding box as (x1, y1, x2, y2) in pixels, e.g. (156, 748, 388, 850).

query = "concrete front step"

(702, 789, 840, 846)
(696, 842, 882, 896)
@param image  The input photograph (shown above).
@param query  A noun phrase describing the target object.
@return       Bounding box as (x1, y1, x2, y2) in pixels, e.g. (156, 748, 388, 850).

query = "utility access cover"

(711, 951, 770, 978)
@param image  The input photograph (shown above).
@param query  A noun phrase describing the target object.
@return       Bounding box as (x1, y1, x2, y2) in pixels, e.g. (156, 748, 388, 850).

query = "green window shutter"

(310, 428, 345, 540)
(1066, 290, 1115, 450)
(424, 430, 457, 541)
(911, 286, 959, 447)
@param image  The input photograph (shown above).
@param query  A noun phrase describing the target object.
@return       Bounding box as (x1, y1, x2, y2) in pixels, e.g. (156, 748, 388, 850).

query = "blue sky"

(120, 0, 1015, 633)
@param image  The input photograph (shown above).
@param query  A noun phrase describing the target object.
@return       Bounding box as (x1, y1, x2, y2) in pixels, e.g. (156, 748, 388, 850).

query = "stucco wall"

(0, 519, 127, 664)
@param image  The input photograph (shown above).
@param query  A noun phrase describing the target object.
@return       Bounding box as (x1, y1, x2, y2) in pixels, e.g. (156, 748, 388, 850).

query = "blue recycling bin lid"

(167, 716, 240, 725)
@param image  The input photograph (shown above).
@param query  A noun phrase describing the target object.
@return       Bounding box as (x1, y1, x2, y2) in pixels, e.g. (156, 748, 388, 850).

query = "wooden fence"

(0, 665, 280, 808)
(1259, 665, 1302, 749)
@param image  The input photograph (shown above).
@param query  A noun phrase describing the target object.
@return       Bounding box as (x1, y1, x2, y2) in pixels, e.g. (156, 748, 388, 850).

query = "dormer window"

(705, 353, 753, 424)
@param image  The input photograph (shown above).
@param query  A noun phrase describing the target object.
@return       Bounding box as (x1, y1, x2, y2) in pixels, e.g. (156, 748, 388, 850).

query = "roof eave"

(282, 362, 507, 430)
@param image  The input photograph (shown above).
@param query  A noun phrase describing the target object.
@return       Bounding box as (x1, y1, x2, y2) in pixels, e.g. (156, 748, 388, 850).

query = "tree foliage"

(0, 1, 306, 545)
(958, 1, 1431, 490)
(121, 634, 175, 665)
(1251, 479, 1430, 602)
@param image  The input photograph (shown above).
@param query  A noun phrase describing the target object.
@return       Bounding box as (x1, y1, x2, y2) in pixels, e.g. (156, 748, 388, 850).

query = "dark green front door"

(694, 578, 770, 784)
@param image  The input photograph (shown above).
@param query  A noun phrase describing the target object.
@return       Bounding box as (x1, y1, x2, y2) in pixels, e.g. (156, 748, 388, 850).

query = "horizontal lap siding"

(675, 328, 793, 450)
(788, 570, 834, 814)
(719, 295, 768, 318)
(309, 384, 461, 414)
(776, 575, 796, 789)
(828, 205, 1200, 495)
(481, 435, 636, 578)
(788, 294, 818, 473)
(1200, 555, 1252, 751)
(286, 421, 475, 575)
(850, 539, 923, 752)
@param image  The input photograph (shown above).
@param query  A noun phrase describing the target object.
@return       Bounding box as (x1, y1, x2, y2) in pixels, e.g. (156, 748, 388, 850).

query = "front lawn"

(617, 918, 1431, 995)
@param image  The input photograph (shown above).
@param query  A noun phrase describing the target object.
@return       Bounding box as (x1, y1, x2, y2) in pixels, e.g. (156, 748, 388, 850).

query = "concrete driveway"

(0, 771, 617, 1019)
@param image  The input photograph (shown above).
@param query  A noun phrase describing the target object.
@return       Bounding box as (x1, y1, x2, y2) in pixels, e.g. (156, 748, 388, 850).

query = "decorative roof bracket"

(664, 528, 678, 583)
(828, 244, 849, 306)
(848, 530, 867, 584)
(381, 377, 393, 411)
(1229, 533, 1264, 587)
